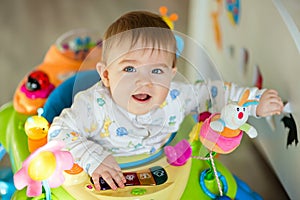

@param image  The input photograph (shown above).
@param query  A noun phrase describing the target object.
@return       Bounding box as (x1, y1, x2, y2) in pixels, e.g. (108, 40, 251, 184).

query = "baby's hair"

(102, 11, 177, 67)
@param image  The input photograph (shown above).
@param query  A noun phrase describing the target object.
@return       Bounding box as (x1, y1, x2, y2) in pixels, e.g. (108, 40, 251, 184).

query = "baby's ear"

(96, 62, 109, 87)
(171, 66, 177, 78)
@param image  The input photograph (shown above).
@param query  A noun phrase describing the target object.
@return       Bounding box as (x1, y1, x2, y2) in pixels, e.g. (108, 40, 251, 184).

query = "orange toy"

(159, 6, 178, 30)
(13, 29, 102, 115)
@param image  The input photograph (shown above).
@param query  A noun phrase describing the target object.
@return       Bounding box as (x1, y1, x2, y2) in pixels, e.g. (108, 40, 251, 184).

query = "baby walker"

(0, 8, 263, 200)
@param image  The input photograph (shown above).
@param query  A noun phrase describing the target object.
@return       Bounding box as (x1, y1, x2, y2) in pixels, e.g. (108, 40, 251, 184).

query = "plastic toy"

(0, 167, 16, 200)
(200, 89, 259, 154)
(13, 29, 102, 115)
(0, 144, 16, 200)
(159, 6, 178, 30)
(42, 70, 100, 123)
(0, 143, 5, 161)
(14, 140, 73, 199)
(164, 89, 262, 199)
(164, 139, 191, 166)
(24, 108, 49, 152)
(23, 70, 55, 97)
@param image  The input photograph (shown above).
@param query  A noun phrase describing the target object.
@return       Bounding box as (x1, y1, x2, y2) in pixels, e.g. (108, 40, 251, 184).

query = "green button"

(131, 188, 147, 195)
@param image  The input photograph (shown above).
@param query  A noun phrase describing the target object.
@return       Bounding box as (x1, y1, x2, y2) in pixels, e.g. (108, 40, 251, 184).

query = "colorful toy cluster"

(0, 29, 102, 200)
(164, 89, 262, 199)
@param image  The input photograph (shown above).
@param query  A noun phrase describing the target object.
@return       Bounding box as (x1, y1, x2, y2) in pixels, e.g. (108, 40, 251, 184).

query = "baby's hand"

(256, 89, 284, 117)
(91, 155, 126, 191)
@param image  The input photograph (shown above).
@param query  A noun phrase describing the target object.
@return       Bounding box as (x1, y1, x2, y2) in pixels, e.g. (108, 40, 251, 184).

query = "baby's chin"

(126, 107, 153, 115)
(126, 103, 162, 116)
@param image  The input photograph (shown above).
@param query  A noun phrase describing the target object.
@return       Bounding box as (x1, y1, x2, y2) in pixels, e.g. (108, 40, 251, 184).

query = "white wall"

(187, 0, 300, 198)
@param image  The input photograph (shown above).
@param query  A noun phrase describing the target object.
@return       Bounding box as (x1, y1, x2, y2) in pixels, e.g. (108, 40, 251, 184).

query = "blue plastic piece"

(199, 169, 228, 199)
(0, 168, 16, 200)
(175, 34, 184, 58)
(234, 175, 263, 200)
(0, 143, 6, 161)
(42, 70, 100, 123)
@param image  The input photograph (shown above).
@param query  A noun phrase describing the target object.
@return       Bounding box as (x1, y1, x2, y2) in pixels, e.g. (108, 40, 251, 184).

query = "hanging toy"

(200, 89, 259, 154)
(164, 90, 260, 199)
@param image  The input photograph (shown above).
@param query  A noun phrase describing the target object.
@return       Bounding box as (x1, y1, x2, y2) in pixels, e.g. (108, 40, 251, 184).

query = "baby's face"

(100, 48, 176, 115)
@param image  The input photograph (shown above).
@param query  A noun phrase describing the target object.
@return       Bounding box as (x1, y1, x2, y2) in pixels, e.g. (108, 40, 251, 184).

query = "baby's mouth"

(132, 93, 152, 102)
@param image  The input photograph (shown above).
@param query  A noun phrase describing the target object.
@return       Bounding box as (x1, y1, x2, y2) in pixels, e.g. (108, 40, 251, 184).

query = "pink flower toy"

(13, 140, 73, 199)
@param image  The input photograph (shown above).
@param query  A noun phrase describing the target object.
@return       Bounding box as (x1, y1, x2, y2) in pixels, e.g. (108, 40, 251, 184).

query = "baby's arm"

(48, 90, 125, 190)
(224, 83, 283, 117)
(186, 81, 283, 117)
(256, 89, 284, 117)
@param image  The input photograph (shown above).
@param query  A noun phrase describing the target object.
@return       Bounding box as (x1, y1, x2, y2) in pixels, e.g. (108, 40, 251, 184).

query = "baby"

(48, 11, 283, 191)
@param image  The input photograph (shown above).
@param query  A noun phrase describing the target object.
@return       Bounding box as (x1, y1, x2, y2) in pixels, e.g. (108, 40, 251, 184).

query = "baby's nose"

(135, 73, 152, 87)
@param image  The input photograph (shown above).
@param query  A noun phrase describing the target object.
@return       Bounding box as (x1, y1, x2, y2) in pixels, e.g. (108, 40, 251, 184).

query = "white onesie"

(48, 80, 264, 175)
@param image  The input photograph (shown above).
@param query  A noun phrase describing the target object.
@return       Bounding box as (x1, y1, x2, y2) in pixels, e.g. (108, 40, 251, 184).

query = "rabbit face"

(221, 103, 249, 130)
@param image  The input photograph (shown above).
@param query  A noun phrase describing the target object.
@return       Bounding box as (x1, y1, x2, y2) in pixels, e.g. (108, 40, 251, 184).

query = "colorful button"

(90, 177, 111, 190)
(99, 177, 111, 190)
(150, 166, 168, 185)
(85, 184, 94, 191)
(123, 172, 140, 186)
(131, 188, 147, 195)
(136, 169, 156, 185)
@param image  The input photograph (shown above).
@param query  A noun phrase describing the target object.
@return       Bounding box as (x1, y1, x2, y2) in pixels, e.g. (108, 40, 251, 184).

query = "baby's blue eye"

(152, 68, 163, 74)
(124, 66, 136, 72)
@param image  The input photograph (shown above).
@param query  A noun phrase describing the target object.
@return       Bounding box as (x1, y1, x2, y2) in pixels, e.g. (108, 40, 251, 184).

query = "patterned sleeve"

(174, 80, 266, 116)
(47, 86, 111, 176)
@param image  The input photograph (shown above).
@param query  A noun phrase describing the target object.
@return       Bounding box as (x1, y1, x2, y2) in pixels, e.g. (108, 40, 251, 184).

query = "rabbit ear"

(238, 89, 250, 106)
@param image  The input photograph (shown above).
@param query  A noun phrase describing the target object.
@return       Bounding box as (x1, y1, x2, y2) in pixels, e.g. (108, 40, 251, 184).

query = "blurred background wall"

(188, 0, 300, 199)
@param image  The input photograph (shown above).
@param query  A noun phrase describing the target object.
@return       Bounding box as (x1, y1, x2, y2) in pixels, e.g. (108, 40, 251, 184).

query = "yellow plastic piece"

(62, 157, 191, 199)
(28, 151, 56, 181)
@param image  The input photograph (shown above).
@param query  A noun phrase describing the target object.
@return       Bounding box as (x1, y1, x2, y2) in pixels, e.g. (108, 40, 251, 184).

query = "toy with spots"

(200, 89, 259, 154)
(21, 70, 55, 99)
(25, 70, 51, 92)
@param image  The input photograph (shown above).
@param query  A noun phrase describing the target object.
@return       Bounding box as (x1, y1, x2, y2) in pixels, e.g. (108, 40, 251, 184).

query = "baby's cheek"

(156, 87, 169, 104)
